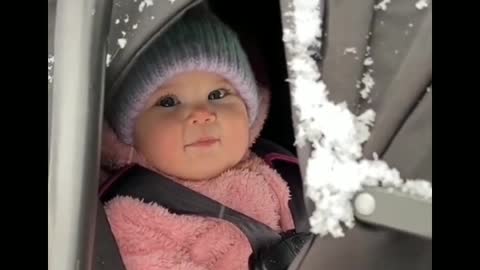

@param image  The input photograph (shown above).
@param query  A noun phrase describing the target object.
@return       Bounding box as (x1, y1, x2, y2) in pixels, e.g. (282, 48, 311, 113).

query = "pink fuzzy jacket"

(104, 152, 295, 270)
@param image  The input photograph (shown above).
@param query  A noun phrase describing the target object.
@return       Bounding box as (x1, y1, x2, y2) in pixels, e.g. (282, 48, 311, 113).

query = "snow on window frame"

(283, 0, 432, 238)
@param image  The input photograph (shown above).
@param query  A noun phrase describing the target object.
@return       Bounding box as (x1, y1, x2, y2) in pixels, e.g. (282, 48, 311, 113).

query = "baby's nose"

(188, 108, 217, 125)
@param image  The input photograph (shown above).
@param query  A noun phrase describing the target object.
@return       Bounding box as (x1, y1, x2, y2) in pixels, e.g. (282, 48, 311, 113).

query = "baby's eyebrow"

(216, 78, 233, 87)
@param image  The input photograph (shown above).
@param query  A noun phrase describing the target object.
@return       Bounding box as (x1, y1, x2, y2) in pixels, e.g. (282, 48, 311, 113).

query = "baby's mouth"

(185, 137, 220, 148)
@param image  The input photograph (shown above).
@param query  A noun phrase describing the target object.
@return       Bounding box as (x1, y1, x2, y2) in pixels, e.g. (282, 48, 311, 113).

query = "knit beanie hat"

(106, 7, 260, 145)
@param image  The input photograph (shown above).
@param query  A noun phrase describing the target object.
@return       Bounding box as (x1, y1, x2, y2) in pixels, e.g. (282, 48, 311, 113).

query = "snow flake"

(115, 19, 120, 24)
(139, 0, 154, 12)
(117, 38, 127, 49)
(416, 0, 429, 10)
(374, 0, 392, 11)
(132, 24, 138, 30)
(360, 71, 375, 99)
(139, 2, 146, 12)
(363, 57, 374, 66)
(123, 14, 129, 23)
(106, 54, 112, 67)
(344, 47, 357, 55)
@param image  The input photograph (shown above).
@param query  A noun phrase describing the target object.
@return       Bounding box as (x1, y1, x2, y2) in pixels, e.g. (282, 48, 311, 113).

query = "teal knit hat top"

(106, 7, 259, 145)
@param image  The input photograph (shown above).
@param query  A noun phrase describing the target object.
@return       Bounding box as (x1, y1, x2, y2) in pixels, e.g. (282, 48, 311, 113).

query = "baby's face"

(134, 71, 250, 180)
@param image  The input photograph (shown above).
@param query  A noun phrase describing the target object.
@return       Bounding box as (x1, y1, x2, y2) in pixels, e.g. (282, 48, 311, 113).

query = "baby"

(101, 7, 295, 270)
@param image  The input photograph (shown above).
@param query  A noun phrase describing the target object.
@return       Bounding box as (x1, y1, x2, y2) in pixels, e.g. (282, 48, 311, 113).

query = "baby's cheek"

(223, 109, 249, 158)
(149, 126, 183, 160)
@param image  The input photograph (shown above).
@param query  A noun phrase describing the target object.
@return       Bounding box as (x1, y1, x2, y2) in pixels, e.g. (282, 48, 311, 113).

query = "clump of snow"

(284, 0, 432, 238)
(344, 47, 357, 55)
(363, 57, 374, 66)
(124, 14, 129, 23)
(416, 0, 429, 10)
(374, 0, 392, 11)
(169, 0, 176, 3)
(409, 23, 414, 28)
(365, 46, 371, 56)
(360, 49, 374, 99)
(139, 2, 146, 12)
(115, 19, 120, 24)
(48, 55, 55, 84)
(401, 180, 432, 200)
(359, 70, 374, 99)
(132, 24, 138, 30)
(121, 31, 126, 37)
(139, 0, 154, 12)
(151, 16, 155, 20)
(117, 38, 127, 49)
(106, 54, 112, 67)
(426, 85, 432, 93)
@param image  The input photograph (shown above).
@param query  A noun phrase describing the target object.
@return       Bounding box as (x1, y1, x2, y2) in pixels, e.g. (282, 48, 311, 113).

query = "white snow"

(117, 38, 127, 49)
(106, 53, 112, 67)
(115, 19, 120, 24)
(284, 0, 432, 238)
(344, 47, 357, 55)
(409, 23, 414, 28)
(401, 180, 432, 200)
(374, 0, 392, 11)
(132, 24, 138, 30)
(416, 0, 429, 10)
(360, 71, 374, 99)
(394, 49, 399, 54)
(124, 14, 129, 23)
(139, 2, 146, 12)
(426, 85, 432, 93)
(48, 55, 54, 83)
(121, 31, 126, 37)
(169, 0, 176, 3)
(363, 57, 374, 66)
(139, 0, 154, 12)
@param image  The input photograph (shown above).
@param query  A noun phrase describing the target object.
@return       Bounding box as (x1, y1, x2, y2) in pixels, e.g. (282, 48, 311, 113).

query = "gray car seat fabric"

(284, 0, 432, 269)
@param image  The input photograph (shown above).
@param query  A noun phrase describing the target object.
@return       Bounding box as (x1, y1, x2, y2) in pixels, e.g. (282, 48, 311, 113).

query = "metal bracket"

(353, 186, 432, 239)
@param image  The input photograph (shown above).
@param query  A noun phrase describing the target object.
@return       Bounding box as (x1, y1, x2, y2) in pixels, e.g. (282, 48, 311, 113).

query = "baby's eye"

(156, 95, 179, 107)
(208, 89, 228, 100)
